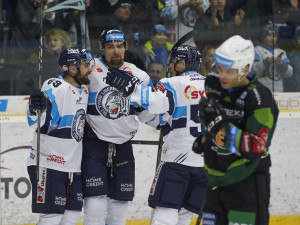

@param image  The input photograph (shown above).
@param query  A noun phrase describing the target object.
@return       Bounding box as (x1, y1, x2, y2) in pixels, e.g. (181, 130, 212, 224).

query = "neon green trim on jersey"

(204, 164, 225, 176)
(227, 158, 249, 170)
(253, 108, 274, 128)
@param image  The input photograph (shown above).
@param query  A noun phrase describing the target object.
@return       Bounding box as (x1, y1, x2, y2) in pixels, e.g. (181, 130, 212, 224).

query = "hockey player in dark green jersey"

(192, 35, 279, 225)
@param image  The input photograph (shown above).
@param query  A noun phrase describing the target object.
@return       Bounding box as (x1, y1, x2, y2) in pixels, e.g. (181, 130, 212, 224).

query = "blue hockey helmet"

(59, 48, 92, 72)
(99, 29, 127, 52)
(167, 45, 202, 75)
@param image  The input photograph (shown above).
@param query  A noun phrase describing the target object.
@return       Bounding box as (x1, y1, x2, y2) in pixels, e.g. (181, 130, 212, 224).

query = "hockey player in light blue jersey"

(81, 29, 153, 225)
(106, 45, 208, 225)
(26, 48, 92, 225)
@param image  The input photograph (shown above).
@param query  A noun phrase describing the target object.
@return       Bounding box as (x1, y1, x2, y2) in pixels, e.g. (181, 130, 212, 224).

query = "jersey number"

(48, 79, 62, 88)
(190, 104, 201, 137)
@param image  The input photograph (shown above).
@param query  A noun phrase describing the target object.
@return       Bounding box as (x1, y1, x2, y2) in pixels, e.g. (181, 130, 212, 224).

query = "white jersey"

(160, 0, 210, 44)
(86, 57, 153, 144)
(130, 71, 206, 167)
(26, 77, 89, 172)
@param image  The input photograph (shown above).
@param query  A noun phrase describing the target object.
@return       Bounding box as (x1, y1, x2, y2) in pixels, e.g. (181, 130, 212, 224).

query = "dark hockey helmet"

(59, 48, 92, 72)
(99, 29, 127, 53)
(167, 45, 202, 75)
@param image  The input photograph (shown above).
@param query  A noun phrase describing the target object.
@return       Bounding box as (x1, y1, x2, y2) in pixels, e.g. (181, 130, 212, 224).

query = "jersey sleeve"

(224, 86, 279, 161)
(27, 78, 66, 132)
(130, 79, 176, 115)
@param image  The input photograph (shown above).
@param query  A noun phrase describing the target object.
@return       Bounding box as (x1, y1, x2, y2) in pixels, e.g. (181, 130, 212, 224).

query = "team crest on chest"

(72, 109, 86, 142)
(95, 86, 130, 119)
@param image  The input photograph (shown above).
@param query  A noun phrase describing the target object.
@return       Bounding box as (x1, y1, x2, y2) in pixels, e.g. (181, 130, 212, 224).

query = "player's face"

(77, 61, 92, 85)
(216, 64, 240, 89)
(103, 42, 125, 68)
(168, 59, 185, 77)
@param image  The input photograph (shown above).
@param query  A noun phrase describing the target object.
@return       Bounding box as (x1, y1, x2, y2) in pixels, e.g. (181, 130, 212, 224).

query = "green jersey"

(202, 73, 279, 187)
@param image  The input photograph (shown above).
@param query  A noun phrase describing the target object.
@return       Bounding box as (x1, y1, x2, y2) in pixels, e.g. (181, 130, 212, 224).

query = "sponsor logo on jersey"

(85, 178, 104, 187)
(253, 88, 261, 105)
(77, 193, 83, 201)
(120, 183, 134, 192)
(253, 128, 269, 154)
(54, 196, 66, 205)
(91, 64, 103, 73)
(72, 109, 85, 142)
(30, 152, 35, 159)
(122, 66, 133, 74)
(95, 86, 130, 119)
(37, 167, 47, 203)
(47, 155, 66, 164)
(184, 85, 206, 99)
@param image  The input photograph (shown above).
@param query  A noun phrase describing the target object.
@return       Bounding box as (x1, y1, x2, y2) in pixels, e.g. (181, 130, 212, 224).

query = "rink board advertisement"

(1, 95, 300, 224)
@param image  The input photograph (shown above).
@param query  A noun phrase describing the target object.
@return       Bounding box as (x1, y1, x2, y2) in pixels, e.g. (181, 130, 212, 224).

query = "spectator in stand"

(147, 61, 165, 86)
(130, 0, 162, 41)
(27, 29, 72, 84)
(193, 0, 245, 51)
(200, 45, 215, 77)
(7, 0, 41, 59)
(288, 26, 300, 91)
(252, 22, 294, 92)
(144, 24, 173, 69)
(273, 0, 300, 52)
(159, 0, 207, 44)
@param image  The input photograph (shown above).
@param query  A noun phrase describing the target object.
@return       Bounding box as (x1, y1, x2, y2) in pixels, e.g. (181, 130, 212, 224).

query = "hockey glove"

(198, 97, 228, 136)
(29, 90, 48, 115)
(106, 67, 140, 97)
(192, 134, 205, 155)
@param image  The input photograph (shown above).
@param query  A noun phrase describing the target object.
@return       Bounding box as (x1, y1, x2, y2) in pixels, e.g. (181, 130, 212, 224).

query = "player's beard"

(77, 71, 91, 85)
(77, 75, 90, 85)
(106, 57, 124, 68)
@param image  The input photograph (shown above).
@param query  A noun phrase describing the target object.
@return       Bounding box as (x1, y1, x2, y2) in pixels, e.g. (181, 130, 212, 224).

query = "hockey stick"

(131, 140, 160, 145)
(36, 0, 45, 182)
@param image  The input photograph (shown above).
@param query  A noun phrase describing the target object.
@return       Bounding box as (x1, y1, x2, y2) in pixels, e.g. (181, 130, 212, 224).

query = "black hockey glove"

(106, 67, 140, 97)
(198, 97, 228, 135)
(192, 134, 205, 155)
(29, 90, 48, 115)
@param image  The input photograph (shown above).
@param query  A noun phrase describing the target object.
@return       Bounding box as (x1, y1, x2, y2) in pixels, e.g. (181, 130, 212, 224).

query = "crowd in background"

(1, 0, 300, 94)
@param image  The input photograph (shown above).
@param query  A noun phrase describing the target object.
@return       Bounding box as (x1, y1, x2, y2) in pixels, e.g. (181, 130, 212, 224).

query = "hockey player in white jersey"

(81, 29, 153, 225)
(106, 45, 208, 225)
(26, 48, 92, 225)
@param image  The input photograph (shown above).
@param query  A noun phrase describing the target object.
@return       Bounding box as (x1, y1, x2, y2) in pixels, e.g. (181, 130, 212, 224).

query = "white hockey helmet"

(214, 35, 255, 78)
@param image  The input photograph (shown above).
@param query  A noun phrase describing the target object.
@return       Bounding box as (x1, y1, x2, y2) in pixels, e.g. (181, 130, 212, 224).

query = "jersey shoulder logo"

(95, 86, 130, 119)
(72, 108, 86, 142)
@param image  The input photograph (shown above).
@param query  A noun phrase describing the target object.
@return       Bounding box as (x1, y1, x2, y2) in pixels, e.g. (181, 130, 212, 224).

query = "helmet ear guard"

(214, 35, 254, 79)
